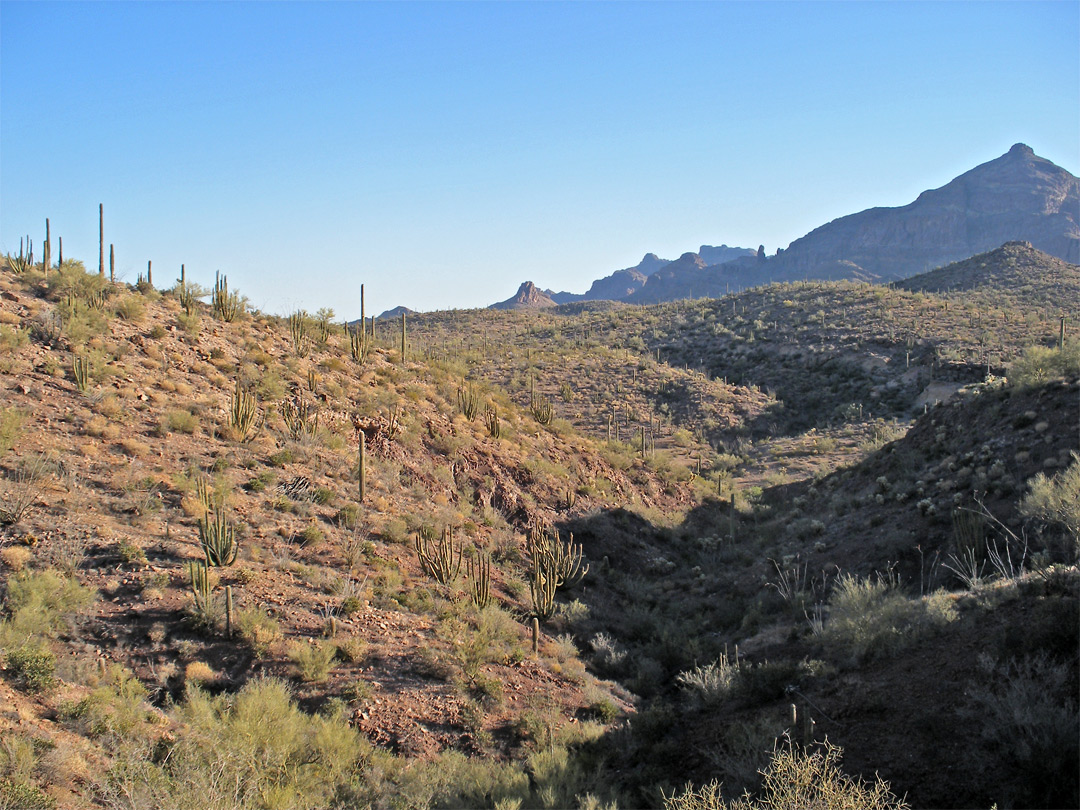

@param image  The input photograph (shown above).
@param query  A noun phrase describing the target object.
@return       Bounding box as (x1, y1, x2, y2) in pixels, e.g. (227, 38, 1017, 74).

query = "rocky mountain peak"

(489, 280, 558, 310)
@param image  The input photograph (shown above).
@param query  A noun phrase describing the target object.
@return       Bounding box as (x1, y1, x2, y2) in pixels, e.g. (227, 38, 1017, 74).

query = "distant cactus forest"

(0, 208, 1077, 809)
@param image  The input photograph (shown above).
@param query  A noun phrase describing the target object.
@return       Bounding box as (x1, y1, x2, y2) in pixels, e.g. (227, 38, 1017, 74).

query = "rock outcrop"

(489, 281, 558, 310)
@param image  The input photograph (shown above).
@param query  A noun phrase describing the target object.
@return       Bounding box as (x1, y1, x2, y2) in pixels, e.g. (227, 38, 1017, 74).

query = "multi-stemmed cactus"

(349, 323, 368, 363)
(483, 404, 501, 439)
(281, 397, 319, 441)
(414, 525, 462, 585)
(229, 380, 260, 441)
(199, 505, 238, 567)
(528, 521, 588, 590)
(72, 355, 91, 393)
(457, 382, 480, 420)
(212, 272, 242, 322)
(289, 310, 309, 356)
(467, 549, 492, 608)
(530, 393, 554, 426)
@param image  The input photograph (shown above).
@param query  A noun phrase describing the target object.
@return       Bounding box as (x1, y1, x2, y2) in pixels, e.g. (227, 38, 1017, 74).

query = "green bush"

(1009, 339, 1080, 388)
(0, 407, 25, 457)
(5, 644, 56, 692)
(663, 741, 907, 809)
(1021, 453, 1080, 560)
(288, 640, 336, 682)
(235, 607, 281, 656)
(0, 779, 56, 810)
(822, 575, 956, 665)
(2, 569, 94, 639)
(103, 677, 369, 809)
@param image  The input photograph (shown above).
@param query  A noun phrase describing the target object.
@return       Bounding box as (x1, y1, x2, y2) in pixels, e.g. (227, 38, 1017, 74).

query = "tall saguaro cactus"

(401, 312, 407, 362)
(99, 204, 104, 277)
(358, 432, 366, 503)
(109, 244, 115, 282)
(43, 218, 51, 278)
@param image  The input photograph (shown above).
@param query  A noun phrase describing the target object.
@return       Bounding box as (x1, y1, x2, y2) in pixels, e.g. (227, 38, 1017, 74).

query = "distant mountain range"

(486, 143, 1078, 308)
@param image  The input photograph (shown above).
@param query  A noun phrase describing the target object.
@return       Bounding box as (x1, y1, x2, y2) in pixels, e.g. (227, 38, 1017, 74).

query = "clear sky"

(2, 1, 1077, 316)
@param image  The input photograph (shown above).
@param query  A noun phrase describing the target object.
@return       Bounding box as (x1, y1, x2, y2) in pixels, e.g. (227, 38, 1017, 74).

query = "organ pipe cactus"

(414, 526, 462, 585)
(199, 506, 238, 567)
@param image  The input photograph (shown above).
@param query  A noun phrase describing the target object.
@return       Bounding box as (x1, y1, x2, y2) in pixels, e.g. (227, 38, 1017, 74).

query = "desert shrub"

(821, 575, 955, 665)
(103, 677, 369, 810)
(288, 640, 336, 682)
(0, 779, 56, 810)
(60, 664, 151, 740)
(299, 523, 324, 547)
(5, 644, 56, 692)
(675, 652, 741, 708)
(113, 294, 146, 323)
(1020, 453, 1080, 560)
(1009, 339, 1080, 388)
(0, 453, 51, 525)
(0, 547, 32, 572)
(663, 741, 907, 809)
(438, 603, 523, 680)
(387, 749, 530, 808)
(165, 409, 199, 435)
(0, 407, 25, 457)
(2, 569, 94, 638)
(962, 652, 1079, 808)
(235, 607, 281, 656)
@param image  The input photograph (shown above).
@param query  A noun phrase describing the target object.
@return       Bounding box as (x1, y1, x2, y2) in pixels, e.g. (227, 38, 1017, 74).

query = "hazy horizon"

(2, 1, 1077, 316)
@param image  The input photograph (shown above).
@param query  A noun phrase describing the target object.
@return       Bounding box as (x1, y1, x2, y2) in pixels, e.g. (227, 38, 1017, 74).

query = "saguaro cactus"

(358, 432, 366, 503)
(99, 204, 104, 277)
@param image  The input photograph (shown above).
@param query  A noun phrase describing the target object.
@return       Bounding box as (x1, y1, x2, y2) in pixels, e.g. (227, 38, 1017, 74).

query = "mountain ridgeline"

(490, 143, 1078, 309)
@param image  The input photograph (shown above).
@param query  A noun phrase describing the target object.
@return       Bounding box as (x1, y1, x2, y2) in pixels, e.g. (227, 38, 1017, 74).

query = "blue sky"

(2, 1, 1077, 315)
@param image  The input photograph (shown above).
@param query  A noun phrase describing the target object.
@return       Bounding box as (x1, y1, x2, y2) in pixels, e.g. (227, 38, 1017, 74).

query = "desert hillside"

(0, 251, 1077, 809)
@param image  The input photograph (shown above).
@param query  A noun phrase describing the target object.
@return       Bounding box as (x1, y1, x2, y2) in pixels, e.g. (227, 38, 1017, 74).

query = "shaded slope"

(892, 239, 1080, 310)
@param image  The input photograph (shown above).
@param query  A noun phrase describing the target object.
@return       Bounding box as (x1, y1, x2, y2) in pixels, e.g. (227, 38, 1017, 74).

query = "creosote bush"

(821, 575, 956, 665)
(664, 741, 908, 810)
